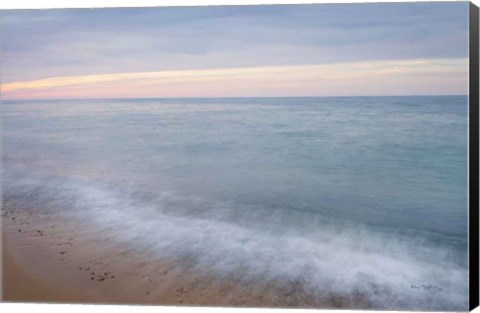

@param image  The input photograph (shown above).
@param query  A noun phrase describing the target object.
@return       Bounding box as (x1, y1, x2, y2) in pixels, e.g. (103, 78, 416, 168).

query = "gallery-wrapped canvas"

(1, 1, 479, 311)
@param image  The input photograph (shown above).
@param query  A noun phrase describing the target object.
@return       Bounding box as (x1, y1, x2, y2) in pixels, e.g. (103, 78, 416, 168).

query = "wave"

(2, 161, 468, 310)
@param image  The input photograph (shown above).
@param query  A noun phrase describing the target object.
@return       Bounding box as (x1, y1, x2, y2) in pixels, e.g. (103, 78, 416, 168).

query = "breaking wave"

(2, 161, 468, 310)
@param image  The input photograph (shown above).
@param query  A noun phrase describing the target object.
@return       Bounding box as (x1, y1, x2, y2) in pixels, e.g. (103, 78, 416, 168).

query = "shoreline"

(0, 197, 469, 310)
(0, 204, 334, 308)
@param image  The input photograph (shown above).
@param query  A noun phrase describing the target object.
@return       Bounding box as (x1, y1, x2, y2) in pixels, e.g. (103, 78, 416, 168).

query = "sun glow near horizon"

(1, 58, 468, 99)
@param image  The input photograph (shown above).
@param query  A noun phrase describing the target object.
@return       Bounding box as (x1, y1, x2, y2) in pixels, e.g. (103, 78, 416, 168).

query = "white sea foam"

(2, 162, 468, 310)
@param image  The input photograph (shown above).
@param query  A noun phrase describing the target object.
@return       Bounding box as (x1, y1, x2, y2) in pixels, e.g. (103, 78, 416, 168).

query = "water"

(1, 96, 468, 309)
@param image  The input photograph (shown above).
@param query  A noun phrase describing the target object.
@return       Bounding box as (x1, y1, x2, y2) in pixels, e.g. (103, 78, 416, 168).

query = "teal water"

(1, 96, 468, 309)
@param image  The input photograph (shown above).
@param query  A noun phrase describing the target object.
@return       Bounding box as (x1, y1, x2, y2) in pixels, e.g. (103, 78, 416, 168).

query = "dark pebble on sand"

(90, 277, 94, 280)
(18, 229, 22, 232)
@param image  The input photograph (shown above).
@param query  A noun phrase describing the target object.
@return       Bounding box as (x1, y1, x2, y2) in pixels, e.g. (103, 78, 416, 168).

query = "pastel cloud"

(0, 2, 469, 98)
(2, 58, 468, 99)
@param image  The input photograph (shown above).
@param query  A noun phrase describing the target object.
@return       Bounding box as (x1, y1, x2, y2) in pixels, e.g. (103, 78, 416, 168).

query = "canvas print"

(0, 1, 476, 311)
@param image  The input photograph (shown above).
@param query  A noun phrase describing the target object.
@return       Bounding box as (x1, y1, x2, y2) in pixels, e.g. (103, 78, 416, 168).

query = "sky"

(0, 2, 470, 99)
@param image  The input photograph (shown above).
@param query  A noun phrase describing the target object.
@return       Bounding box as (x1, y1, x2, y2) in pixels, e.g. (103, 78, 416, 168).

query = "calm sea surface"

(1, 96, 469, 309)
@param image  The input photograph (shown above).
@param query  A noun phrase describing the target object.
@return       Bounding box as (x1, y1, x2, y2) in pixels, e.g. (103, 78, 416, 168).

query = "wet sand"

(2, 231, 89, 303)
(1, 203, 344, 308)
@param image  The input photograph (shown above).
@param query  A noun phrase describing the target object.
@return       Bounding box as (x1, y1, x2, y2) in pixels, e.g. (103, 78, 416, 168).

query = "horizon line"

(2, 59, 468, 99)
(0, 94, 469, 102)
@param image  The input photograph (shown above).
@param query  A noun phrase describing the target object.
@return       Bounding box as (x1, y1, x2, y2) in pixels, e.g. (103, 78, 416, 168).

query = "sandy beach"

(2, 231, 88, 303)
(1, 203, 337, 308)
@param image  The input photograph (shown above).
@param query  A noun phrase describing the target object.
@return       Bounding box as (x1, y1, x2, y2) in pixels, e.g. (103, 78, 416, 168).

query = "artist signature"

(410, 284, 443, 292)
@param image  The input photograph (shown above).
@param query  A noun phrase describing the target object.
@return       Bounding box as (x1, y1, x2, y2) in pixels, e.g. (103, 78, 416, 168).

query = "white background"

(0, 1, 478, 313)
